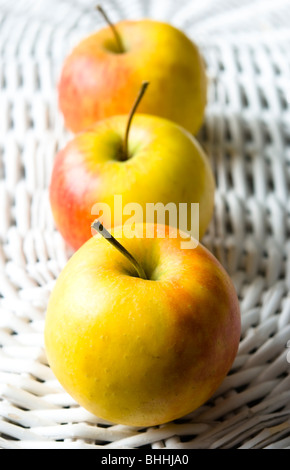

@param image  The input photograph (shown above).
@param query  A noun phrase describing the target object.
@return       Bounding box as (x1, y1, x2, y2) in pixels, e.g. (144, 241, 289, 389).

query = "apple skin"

(44, 223, 241, 427)
(58, 19, 207, 135)
(49, 114, 215, 251)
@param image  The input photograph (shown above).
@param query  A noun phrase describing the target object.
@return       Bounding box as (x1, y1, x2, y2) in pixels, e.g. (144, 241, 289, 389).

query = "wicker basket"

(0, 0, 290, 449)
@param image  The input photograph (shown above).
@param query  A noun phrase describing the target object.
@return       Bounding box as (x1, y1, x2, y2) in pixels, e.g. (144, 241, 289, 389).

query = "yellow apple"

(58, 16, 207, 135)
(49, 108, 215, 251)
(44, 223, 241, 427)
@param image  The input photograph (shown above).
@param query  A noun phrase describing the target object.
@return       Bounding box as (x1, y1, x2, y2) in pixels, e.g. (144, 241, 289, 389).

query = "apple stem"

(122, 81, 149, 161)
(91, 220, 148, 280)
(96, 5, 124, 53)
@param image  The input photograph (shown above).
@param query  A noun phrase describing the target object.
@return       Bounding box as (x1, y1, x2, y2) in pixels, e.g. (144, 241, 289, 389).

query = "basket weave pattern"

(0, 0, 290, 449)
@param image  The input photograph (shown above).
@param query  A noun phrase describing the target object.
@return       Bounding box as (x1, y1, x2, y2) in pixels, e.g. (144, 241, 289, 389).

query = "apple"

(44, 222, 241, 427)
(58, 8, 207, 135)
(50, 82, 215, 251)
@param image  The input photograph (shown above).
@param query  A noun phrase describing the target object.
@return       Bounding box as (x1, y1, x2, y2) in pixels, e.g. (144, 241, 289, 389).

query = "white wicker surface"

(1, 0, 290, 449)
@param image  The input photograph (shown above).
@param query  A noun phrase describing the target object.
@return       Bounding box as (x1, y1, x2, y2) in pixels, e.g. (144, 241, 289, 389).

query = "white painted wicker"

(0, 0, 290, 449)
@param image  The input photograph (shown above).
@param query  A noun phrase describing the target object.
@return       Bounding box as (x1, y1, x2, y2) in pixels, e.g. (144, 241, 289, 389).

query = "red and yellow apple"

(44, 223, 241, 427)
(58, 18, 207, 134)
(49, 113, 215, 251)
